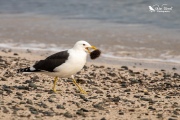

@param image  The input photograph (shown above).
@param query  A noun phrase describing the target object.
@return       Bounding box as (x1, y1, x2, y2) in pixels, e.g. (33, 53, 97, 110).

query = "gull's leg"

(52, 76, 58, 92)
(71, 75, 87, 94)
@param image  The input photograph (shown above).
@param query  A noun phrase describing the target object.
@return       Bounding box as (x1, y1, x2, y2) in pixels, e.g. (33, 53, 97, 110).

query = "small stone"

(17, 96, 23, 100)
(79, 95, 88, 101)
(157, 114, 163, 118)
(119, 110, 124, 115)
(165, 96, 171, 99)
(93, 102, 104, 110)
(76, 109, 86, 117)
(111, 96, 120, 102)
(37, 102, 48, 108)
(31, 110, 38, 114)
(5, 89, 13, 94)
(36, 94, 42, 97)
(129, 78, 139, 84)
(17, 85, 29, 90)
(168, 118, 177, 120)
(144, 92, 150, 95)
(80, 108, 89, 112)
(172, 67, 177, 70)
(19, 101, 26, 104)
(48, 98, 55, 103)
(101, 117, 106, 120)
(16, 92, 22, 96)
(2, 107, 9, 113)
(43, 111, 54, 116)
(108, 72, 117, 77)
(121, 66, 128, 70)
(129, 109, 135, 112)
(124, 89, 131, 92)
(134, 95, 141, 98)
(95, 89, 104, 94)
(173, 110, 179, 115)
(56, 105, 65, 109)
(24, 80, 32, 84)
(140, 97, 153, 102)
(89, 96, 98, 99)
(14, 80, 20, 83)
(28, 83, 37, 89)
(26, 99, 33, 105)
(14, 53, 18, 56)
(64, 112, 73, 118)
(148, 106, 156, 110)
(29, 107, 38, 114)
(120, 82, 127, 87)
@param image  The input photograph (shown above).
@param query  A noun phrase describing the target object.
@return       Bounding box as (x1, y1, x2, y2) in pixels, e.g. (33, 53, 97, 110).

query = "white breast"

(49, 49, 87, 78)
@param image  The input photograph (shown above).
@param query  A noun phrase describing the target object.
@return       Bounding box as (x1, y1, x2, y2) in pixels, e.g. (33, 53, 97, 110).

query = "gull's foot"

(52, 88, 62, 94)
(80, 89, 87, 94)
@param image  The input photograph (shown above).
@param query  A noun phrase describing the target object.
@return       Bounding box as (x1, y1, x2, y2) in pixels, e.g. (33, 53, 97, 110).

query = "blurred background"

(0, 0, 179, 63)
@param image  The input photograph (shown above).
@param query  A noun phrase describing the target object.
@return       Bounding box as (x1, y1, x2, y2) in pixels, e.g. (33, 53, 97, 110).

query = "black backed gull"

(17, 41, 97, 94)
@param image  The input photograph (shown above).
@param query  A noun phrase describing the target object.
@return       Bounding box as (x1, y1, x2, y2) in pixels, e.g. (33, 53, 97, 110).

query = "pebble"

(148, 106, 156, 110)
(80, 108, 89, 112)
(140, 97, 153, 102)
(93, 102, 104, 110)
(16, 85, 29, 90)
(48, 98, 55, 103)
(36, 94, 42, 97)
(37, 102, 48, 108)
(56, 104, 65, 109)
(2, 106, 9, 113)
(121, 66, 128, 70)
(64, 112, 73, 118)
(111, 96, 120, 102)
(120, 82, 127, 87)
(124, 89, 131, 92)
(13, 53, 18, 56)
(3, 88, 13, 94)
(119, 112, 124, 115)
(76, 109, 86, 117)
(108, 72, 117, 77)
(29, 107, 38, 114)
(79, 94, 88, 101)
(28, 82, 37, 89)
(43, 111, 54, 116)
(101, 117, 107, 120)
(26, 99, 33, 105)
(168, 118, 177, 120)
(134, 95, 141, 98)
(16, 92, 22, 96)
(95, 89, 104, 94)
(129, 109, 135, 112)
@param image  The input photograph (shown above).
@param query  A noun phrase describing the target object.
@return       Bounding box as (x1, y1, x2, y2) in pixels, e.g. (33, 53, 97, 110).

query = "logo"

(149, 4, 173, 13)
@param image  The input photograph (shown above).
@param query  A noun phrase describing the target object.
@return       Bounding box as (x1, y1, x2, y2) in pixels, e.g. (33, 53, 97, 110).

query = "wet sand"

(0, 50, 179, 120)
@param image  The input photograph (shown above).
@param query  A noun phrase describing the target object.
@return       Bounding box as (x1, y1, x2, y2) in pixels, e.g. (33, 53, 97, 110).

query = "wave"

(1, 42, 180, 64)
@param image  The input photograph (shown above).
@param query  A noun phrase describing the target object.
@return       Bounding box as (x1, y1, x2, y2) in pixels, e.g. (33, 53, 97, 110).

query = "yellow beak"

(91, 46, 97, 50)
(86, 46, 97, 53)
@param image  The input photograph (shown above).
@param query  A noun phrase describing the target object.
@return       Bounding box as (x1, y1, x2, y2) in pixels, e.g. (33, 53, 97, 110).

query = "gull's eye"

(83, 44, 85, 46)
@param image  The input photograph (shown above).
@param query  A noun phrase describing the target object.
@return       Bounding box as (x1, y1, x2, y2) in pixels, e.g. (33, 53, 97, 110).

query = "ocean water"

(0, 0, 180, 63)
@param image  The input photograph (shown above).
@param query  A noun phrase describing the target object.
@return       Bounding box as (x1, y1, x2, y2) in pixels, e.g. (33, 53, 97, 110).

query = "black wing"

(46, 50, 69, 60)
(33, 50, 69, 72)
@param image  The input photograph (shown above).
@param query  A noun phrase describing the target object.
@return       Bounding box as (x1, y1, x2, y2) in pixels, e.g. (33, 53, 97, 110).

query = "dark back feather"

(33, 50, 69, 72)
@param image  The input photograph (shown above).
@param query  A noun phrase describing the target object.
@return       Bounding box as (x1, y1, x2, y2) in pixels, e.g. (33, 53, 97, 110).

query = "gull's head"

(73, 40, 97, 53)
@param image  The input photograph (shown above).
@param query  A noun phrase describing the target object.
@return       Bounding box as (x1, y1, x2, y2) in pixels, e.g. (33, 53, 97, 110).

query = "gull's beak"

(86, 46, 97, 53)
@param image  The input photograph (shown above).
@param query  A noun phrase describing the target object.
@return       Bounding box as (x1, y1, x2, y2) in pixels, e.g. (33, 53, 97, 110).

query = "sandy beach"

(0, 0, 180, 120)
(0, 49, 179, 120)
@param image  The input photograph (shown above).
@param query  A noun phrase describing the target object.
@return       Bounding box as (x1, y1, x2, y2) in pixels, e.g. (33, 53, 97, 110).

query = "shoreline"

(0, 48, 179, 73)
